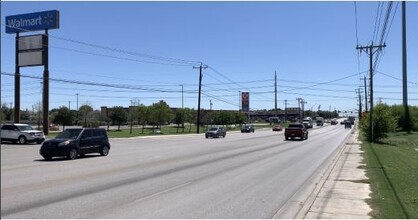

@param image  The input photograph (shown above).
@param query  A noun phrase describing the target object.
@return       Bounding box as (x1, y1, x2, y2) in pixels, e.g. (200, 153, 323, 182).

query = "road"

(1, 124, 352, 218)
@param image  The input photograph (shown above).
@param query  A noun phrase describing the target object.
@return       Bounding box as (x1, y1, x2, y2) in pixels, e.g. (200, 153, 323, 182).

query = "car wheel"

(100, 145, 110, 156)
(205, 135, 208, 139)
(305, 134, 308, 140)
(43, 155, 52, 161)
(67, 148, 78, 160)
(18, 136, 27, 144)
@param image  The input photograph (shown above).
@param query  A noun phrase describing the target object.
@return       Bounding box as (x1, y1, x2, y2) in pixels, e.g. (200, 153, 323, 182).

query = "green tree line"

(360, 104, 418, 142)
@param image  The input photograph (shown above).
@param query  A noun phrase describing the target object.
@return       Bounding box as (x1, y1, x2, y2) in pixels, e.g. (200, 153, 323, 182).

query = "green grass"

(46, 123, 277, 139)
(106, 123, 276, 138)
(361, 132, 418, 218)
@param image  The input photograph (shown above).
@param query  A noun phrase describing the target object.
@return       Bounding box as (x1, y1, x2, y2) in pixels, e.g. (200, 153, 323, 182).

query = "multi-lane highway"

(1, 124, 352, 218)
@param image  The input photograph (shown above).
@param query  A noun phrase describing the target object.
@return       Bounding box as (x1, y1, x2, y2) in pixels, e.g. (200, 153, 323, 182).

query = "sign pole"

(14, 32, 20, 123)
(43, 30, 49, 135)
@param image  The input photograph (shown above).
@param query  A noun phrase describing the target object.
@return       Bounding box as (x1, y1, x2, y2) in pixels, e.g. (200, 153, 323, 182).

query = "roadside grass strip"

(362, 132, 418, 218)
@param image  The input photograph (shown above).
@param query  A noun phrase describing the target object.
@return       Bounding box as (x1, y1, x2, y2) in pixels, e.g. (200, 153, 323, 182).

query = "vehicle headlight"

(58, 141, 70, 147)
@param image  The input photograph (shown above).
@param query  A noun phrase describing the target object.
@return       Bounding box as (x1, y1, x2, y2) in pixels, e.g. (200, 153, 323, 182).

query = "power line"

(1, 23, 201, 66)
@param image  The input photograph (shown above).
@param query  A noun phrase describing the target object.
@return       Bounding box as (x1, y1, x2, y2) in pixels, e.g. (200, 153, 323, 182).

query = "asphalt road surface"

(1, 124, 352, 218)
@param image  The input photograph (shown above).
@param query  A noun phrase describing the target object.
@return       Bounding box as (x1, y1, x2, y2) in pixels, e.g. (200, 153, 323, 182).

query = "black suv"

(40, 128, 110, 160)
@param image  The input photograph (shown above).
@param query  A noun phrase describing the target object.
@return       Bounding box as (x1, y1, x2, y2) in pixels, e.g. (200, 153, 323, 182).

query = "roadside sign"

(242, 92, 250, 112)
(18, 34, 45, 51)
(18, 51, 43, 67)
(5, 10, 59, 34)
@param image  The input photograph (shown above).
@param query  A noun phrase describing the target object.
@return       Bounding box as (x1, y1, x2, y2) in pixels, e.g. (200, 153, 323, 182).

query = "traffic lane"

(92, 126, 350, 218)
(1, 126, 351, 218)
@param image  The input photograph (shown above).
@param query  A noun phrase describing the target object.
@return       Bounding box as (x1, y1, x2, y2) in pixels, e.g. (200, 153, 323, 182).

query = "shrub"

(360, 104, 398, 142)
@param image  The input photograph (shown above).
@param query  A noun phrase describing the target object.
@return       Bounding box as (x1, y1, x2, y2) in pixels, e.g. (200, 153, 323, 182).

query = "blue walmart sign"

(6, 10, 59, 34)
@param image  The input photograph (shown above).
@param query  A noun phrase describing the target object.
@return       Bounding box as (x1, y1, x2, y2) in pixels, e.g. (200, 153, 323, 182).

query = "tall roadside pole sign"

(241, 92, 250, 122)
(6, 10, 60, 135)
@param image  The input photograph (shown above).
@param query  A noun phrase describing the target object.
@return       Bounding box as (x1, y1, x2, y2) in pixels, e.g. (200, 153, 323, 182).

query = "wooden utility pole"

(284, 100, 288, 122)
(355, 88, 362, 119)
(364, 76, 368, 112)
(193, 63, 207, 134)
(274, 71, 278, 117)
(357, 43, 386, 142)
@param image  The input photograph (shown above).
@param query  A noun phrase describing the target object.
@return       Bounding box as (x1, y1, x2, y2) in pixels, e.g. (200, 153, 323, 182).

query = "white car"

(1, 123, 45, 144)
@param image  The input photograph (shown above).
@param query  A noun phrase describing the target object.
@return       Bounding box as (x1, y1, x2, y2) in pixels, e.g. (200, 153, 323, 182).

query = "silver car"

(1, 123, 45, 144)
(205, 127, 226, 138)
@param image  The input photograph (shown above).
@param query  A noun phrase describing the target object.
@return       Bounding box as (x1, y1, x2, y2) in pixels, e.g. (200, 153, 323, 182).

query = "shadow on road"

(34, 154, 102, 162)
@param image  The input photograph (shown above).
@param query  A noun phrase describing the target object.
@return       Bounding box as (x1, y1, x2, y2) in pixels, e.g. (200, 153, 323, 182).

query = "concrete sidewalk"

(304, 129, 372, 219)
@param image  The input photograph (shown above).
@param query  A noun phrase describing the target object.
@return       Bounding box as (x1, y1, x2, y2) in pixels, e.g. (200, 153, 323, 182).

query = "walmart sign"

(6, 10, 59, 34)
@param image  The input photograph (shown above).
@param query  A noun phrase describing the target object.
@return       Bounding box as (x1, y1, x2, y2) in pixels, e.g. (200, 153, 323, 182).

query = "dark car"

(285, 123, 308, 140)
(344, 120, 352, 129)
(39, 128, 110, 160)
(205, 127, 226, 138)
(241, 124, 255, 133)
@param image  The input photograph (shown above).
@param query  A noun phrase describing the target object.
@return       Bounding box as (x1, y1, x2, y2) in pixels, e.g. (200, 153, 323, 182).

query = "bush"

(390, 105, 417, 132)
(360, 104, 398, 142)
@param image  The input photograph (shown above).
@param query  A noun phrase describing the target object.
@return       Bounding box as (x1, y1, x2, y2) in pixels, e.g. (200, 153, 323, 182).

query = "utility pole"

(284, 100, 288, 122)
(69, 101, 71, 110)
(274, 71, 278, 117)
(180, 84, 184, 110)
(364, 76, 368, 112)
(355, 88, 362, 119)
(296, 98, 302, 121)
(402, 1, 411, 132)
(301, 99, 307, 119)
(357, 42, 386, 142)
(193, 63, 207, 134)
(76, 93, 79, 125)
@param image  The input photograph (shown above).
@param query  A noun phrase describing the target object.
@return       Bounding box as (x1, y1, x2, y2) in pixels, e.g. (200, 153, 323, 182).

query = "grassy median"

(362, 132, 418, 218)
(46, 123, 277, 139)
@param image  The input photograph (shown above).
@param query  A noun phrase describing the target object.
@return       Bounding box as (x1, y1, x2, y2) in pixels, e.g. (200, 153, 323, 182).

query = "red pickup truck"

(285, 123, 309, 140)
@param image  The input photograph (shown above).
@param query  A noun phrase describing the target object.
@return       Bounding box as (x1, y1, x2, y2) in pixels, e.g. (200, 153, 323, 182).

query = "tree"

(78, 104, 93, 127)
(234, 112, 247, 127)
(174, 109, 186, 133)
(135, 105, 149, 134)
(110, 106, 128, 131)
(360, 104, 397, 142)
(53, 106, 74, 130)
(149, 100, 172, 132)
(182, 108, 195, 133)
(128, 106, 138, 134)
(1, 103, 13, 121)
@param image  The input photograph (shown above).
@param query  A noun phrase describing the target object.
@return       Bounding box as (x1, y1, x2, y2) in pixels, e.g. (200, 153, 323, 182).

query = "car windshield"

(208, 127, 218, 131)
(244, 125, 251, 128)
(56, 129, 82, 139)
(16, 125, 34, 131)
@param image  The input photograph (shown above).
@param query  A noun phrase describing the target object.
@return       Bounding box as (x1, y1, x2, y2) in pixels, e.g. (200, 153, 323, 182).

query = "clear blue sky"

(1, 1, 417, 114)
